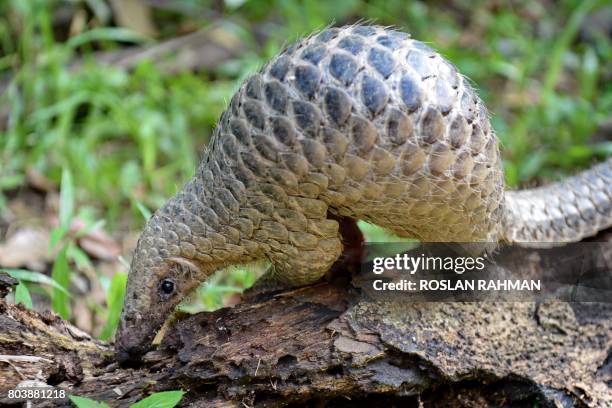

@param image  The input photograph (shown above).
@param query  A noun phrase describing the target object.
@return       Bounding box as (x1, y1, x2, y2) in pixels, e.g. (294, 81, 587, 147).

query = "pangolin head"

(115, 201, 216, 366)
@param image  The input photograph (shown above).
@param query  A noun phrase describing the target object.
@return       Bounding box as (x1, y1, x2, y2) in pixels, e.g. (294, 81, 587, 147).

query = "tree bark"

(0, 237, 610, 407)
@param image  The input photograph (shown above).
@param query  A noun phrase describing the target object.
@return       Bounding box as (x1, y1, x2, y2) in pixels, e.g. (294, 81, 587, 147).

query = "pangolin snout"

(115, 313, 161, 367)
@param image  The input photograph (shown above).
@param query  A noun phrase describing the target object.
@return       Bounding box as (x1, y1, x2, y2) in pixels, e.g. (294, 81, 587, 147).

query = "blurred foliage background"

(0, 0, 610, 339)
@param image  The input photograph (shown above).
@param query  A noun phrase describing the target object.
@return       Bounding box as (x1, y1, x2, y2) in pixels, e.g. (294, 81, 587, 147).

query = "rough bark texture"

(0, 238, 611, 407)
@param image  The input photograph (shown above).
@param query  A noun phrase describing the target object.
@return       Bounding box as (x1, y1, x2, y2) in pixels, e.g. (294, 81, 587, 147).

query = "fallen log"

(0, 238, 610, 407)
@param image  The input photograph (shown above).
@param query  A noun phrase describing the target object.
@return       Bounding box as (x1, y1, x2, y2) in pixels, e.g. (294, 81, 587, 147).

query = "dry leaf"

(0, 228, 50, 271)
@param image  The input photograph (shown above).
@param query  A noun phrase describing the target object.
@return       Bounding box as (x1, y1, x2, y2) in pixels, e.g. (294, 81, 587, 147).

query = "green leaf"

(541, 0, 599, 102)
(135, 201, 152, 221)
(67, 243, 93, 270)
(51, 246, 71, 320)
(59, 167, 75, 232)
(67, 27, 151, 49)
(99, 272, 127, 341)
(357, 221, 415, 243)
(518, 153, 546, 181)
(592, 142, 612, 156)
(225, 0, 248, 9)
(49, 225, 68, 254)
(579, 47, 598, 101)
(0, 174, 25, 190)
(69, 395, 111, 408)
(202, 284, 244, 295)
(130, 391, 185, 408)
(15, 282, 33, 309)
(2, 268, 71, 296)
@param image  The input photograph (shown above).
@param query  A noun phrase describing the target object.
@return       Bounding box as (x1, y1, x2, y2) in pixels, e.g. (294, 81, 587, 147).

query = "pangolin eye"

(159, 279, 176, 298)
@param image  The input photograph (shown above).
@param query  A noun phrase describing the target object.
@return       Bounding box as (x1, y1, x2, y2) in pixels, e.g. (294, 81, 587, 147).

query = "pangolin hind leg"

(247, 213, 365, 295)
(246, 213, 342, 295)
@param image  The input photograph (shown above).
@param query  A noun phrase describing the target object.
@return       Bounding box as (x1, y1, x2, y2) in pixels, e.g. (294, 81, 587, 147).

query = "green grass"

(0, 0, 610, 337)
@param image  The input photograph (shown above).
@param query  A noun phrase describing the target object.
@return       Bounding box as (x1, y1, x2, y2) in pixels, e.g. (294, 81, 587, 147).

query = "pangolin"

(115, 25, 612, 364)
